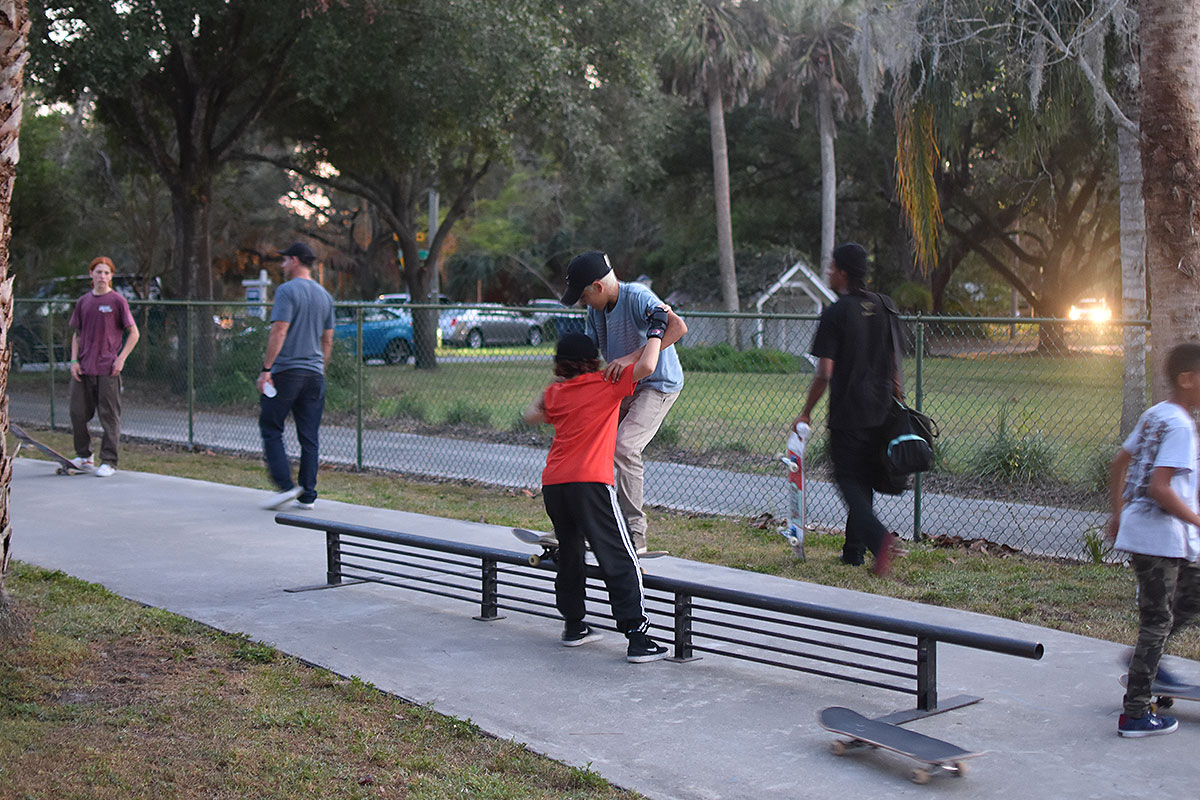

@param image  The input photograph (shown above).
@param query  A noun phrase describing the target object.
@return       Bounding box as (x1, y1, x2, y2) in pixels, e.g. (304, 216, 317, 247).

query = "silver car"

(445, 304, 545, 348)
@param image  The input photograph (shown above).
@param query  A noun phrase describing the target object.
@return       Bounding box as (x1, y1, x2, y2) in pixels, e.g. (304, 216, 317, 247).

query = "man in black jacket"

(793, 243, 901, 575)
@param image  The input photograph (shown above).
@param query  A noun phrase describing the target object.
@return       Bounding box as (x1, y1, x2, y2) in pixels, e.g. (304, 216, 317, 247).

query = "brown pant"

(70, 374, 122, 466)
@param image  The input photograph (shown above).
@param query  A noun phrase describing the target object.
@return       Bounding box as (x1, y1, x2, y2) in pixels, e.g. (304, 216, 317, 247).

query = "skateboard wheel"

(951, 761, 969, 777)
(527, 555, 540, 567)
(830, 740, 847, 757)
(910, 768, 931, 785)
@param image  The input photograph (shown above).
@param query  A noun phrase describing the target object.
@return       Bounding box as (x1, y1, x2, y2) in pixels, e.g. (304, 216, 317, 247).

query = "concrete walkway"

(10, 458, 1193, 799)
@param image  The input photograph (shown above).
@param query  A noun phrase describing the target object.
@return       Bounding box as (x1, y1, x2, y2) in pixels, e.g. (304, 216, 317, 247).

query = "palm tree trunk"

(706, 86, 740, 348)
(1140, 0, 1200, 402)
(816, 60, 836, 270)
(1117, 120, 1147, 436)
(0, 0, 29, 641)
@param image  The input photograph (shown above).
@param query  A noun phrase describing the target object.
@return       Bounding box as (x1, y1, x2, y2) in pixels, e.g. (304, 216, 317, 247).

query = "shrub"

(969, 402, 1056, 483)
(376, 394, 429, 422)
(676, 343, 801, 374)
(442, 399, 492, 427)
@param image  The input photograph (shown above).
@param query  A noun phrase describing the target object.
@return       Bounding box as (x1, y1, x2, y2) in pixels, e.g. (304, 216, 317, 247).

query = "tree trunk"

(172, 187, 215, 373)
(1117, 120, 1148, 436)
(816, 59, 837, 271)
(1141, 1, 1200, 402)
(706, 85, 740, 348)
(0, 0, 29, 642)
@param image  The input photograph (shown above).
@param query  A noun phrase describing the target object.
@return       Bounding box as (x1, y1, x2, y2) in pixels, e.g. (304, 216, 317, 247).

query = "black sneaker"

(561, 621, 602, 647)
(626, 630, 668, 663)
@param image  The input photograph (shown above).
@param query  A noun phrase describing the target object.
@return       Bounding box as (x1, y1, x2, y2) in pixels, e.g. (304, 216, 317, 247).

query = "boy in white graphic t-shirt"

(1108, 342, 1200, 737)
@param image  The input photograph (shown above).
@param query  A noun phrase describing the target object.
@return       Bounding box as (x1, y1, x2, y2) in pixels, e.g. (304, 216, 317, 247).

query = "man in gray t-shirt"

(561, 250, 688, 553)
(256, 241, 336, 511)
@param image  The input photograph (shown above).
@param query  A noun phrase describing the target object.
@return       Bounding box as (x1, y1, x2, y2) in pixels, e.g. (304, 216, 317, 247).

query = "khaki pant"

(70, 374, 122, 466)
(615, 388, 680, 550)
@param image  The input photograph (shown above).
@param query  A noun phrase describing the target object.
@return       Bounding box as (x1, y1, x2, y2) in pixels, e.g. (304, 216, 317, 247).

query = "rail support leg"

(667, 592, 701, 663)
(474, 558, 505, 621)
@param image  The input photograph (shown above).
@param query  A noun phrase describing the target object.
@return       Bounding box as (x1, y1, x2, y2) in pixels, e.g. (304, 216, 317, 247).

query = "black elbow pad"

(647, 306, 669, 339)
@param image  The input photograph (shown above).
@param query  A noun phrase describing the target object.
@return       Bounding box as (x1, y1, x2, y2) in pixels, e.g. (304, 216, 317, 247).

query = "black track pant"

(542, 482, 648, 634)
(830, 426, 889, 565)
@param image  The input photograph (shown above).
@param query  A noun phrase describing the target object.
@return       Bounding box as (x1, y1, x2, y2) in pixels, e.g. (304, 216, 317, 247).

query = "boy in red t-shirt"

(523, 330, 667, 662)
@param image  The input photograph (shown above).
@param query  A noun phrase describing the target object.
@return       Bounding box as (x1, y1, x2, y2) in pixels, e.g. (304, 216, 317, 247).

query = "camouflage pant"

(1123, 554, 1200, 717)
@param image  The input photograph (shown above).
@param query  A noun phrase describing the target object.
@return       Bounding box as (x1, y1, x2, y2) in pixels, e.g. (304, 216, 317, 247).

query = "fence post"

(187, 303, 195, 448)
(326, 531, 342, 585)
(670, 592, 700, 662)
(915, 635, 938, 711)
(913, 315, 925, 541)
(46, 303, 55, 429)
(356, 306, 364, 470)
(474, 559, 505, 621)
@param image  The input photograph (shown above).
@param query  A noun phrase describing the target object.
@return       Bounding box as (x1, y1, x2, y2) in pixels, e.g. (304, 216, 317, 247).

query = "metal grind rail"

(277, 514, 1044, 716)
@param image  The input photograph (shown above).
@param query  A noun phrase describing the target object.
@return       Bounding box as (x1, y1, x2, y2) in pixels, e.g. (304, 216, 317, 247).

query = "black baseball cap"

(555, 332, 599, 362)
(561, 250, 612, 306)
(277, 241, 317, 263)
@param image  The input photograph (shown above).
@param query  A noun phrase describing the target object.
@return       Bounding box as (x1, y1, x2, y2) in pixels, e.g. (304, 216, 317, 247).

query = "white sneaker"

(292, 499, 315, 510)
(95, 464, 115, 477)
(71, 456, 94, 469)
(261, 486, 302, 510)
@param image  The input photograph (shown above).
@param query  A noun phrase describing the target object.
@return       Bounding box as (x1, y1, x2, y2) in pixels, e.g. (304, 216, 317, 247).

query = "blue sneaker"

(1118, 711, 1179, 738)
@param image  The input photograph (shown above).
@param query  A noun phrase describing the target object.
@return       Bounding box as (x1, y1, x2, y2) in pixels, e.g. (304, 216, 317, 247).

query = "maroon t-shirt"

(69, 291, 136, 376)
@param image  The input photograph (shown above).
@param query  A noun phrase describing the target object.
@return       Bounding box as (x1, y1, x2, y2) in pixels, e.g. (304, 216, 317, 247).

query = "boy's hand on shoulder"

(603, 355, 635, 383)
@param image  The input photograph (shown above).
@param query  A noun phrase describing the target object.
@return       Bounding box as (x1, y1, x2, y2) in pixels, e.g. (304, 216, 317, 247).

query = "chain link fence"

(8, 297, 1145, 562)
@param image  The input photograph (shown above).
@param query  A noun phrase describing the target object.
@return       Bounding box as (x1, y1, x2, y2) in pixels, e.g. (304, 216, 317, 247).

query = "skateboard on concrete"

(779, 422, 810, 560)
(510, 528, 667, 567)
(1119, 673, 1200, 710)
(11, 424, 93, 475)
(818, 705, 982, 784)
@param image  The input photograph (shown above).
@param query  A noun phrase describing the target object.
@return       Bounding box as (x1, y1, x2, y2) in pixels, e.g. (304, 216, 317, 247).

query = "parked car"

(445, 304, 545, 348)
(334, 306, 415, 364)
(1067, 297, 1111, 323)
(525, 298, 563, 325)
(12, 274, 163, 369)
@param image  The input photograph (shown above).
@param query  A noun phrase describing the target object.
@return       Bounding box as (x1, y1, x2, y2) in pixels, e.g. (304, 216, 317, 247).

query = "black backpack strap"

(874, 291, 905, 396)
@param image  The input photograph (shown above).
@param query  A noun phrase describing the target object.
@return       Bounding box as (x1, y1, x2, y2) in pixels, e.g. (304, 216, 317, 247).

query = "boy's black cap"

(561, 250, 612, 306)
(555, 332, 598, 362)
(277, 241, 316, 262)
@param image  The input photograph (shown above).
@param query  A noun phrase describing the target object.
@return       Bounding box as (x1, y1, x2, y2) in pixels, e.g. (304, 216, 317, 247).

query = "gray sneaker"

(260, 486, 302, 510)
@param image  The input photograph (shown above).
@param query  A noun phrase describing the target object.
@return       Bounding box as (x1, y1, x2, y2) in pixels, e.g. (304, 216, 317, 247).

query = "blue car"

(334, 307, 415, 364)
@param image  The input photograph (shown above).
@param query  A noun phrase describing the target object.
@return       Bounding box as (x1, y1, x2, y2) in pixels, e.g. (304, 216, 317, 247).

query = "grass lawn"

(0, 563, 635, 800)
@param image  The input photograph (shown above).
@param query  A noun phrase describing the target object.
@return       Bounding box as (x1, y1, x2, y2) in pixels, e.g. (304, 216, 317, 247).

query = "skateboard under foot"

(1119, 673, 1200, 710)
(819, 706, 982, 784)
(11, 424, 94, 475)
(510, 528, 667, 567)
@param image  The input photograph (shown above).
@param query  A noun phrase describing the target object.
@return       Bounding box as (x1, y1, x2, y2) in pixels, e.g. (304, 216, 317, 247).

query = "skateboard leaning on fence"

(11, 424, 93, 475)
(1119, 673, 1200, 711)
(510, 528, 668, 567)
(818, 705, 982, 784)
(779, 422, 810, 559)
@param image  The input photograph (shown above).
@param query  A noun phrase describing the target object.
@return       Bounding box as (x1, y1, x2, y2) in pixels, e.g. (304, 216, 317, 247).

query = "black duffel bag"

(873, 399, 938, 495)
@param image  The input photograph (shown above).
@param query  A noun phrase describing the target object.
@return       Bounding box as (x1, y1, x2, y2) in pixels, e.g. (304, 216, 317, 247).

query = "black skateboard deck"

(819, 706, 981, 784)
(510, 528, 667, 566)
(1119, 673, 1200, 709)
(11, 424, 92, 475)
